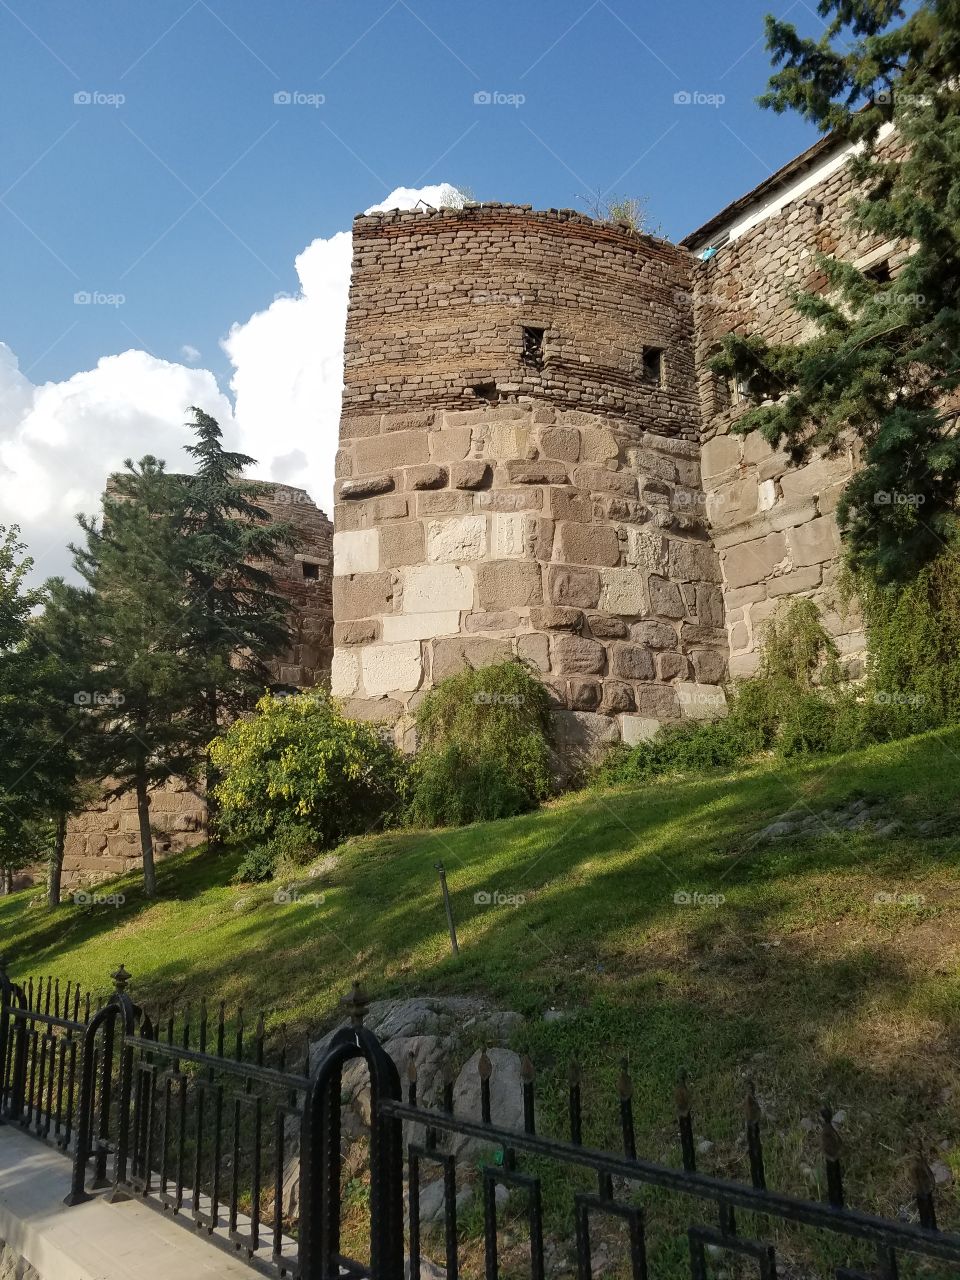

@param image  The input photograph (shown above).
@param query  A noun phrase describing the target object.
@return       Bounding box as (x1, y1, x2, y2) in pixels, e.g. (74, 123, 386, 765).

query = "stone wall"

(331, 205, 728, 753)
(690, 132, 910, 676)
(61, 483, 333, 888)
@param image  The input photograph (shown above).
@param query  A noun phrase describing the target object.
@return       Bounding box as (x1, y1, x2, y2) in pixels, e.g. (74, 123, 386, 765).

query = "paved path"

(0, 1125, 253, 1279)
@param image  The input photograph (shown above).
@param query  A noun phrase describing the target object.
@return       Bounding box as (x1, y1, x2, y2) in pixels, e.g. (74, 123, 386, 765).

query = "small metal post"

(434, 863, 459, 956)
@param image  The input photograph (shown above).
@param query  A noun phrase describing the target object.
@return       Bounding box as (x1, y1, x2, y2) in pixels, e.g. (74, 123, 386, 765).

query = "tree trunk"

(204, 687, 222, 851)
(48, 809, 67, 907)
(134, 769, 157, 898)
(2, 868, 11, 895)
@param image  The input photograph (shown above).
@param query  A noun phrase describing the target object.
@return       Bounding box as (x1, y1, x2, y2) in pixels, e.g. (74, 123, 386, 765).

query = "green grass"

(3, 727, 960, 1274)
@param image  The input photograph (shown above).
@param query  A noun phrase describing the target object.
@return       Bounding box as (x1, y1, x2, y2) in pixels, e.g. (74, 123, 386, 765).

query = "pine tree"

(69, 458, 200, 897)
(0, 527, 48, 890)
(712, 0, 960, 582)
(176, 408, 297, 839)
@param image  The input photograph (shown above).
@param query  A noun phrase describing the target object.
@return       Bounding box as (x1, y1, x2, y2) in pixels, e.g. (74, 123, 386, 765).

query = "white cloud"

(0, 182, 461, 585)
(0, 346, 234, 582)
(223, 183, 463, 512)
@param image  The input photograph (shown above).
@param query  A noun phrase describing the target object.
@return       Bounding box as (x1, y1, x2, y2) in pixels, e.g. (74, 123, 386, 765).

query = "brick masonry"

(332, 205, 728, 754)
(690, 130, 909, 679)
(333, 145, 908, 745)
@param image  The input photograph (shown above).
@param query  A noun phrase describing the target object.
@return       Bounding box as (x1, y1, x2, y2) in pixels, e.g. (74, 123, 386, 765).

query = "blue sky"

(0, 0, 825, 581)
(2, 0, 822, 388)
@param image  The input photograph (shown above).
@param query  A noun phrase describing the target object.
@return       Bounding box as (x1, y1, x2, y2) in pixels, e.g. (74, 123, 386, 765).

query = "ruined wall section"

(332, 205, 727, 753)
(61, 484, 333, 889)
(692, 136, 909, 676)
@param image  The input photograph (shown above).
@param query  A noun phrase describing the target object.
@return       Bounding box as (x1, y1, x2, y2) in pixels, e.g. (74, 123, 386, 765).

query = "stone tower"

(331, 204, 727, 755)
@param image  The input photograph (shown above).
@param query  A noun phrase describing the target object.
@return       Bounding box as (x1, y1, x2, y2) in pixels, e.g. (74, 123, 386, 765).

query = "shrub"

(860, 548, 960, 730)
(232, 845, 278, 884)
(591, 598, 888, 789)
(409, 661, 553, 826)
(209, 691, 406, 852)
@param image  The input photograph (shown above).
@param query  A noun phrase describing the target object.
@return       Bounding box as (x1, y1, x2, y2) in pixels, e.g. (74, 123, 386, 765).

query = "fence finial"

(112, 963, 130, 993)
(341, 980, 369, 1027)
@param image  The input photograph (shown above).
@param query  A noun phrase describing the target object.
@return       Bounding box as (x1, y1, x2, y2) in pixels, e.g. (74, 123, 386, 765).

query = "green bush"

(409, 661, 553, 826)
(861, 548, 960, 730)
(232, 845, 278, 884)
(591, 597, 899, 789)
(209, 691, 407, 853)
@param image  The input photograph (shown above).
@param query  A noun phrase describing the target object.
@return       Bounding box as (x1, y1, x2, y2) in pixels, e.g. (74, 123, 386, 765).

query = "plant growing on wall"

(711, 0, 960, 583)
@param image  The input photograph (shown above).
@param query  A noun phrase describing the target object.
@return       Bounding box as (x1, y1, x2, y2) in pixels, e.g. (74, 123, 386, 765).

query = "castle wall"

(691, 132, 909, 677)
(331, 205, 727, 755)
(61, 483, 333, 888)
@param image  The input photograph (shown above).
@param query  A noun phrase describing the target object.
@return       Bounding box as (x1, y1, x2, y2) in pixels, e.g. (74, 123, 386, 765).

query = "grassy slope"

(2, 728, 959, 1269)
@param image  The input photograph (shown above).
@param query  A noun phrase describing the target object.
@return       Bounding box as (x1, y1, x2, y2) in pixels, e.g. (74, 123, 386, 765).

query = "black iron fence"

(0, 961, 958, 1279)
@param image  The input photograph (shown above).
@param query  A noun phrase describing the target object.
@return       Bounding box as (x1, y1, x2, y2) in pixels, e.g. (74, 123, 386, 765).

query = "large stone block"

(465, 610, 520, 632)
(530, 606, 583, 631)
(451, 461, 492, 490)
(401, 564, 475, 613)
(701, 433, 740, 479)
(787, 517, 841, 567)
(426, 516, 487, 563)
(609, 644, 655, 681)
(405, 464, 448, 491)
(579, 428, 619, 465)
(550, 634, 606, 674)
(381, 611, 461, 643)
(619, 714, 661, 745)
(599, 569, 648, 616)
(690, 649, 727, 684)
(631, 620, 678, 649)
(380, 521, 425, 569)
(486, 424, 532, 461)
(648, 575, 685, 618)
(551, 709, 620, 767)
(779, 454, 851, 502)
(431, 637, 512, 682)
(635, 684, 681, 719)
(720, 532, 787, 589)
(333, 529, 379, 577)
(624, 527, 666, 572)
(548, 565, 601, 608)
(516, 632, 550, 671)
(331, 651, 360, 696)
(361, 642, 423, 697)
(573, 466, 636, 498)
(539, 426, 580, 462)
(767, 564, 821, 596)
(476, 560, 543, 608)
(491, 513, 526, 559)
(677, 682, 728, 721)
(506, 460, 570, 486)
(600, 681, 635, 712)
(354, 430, 429, 474)
(668, 539, 722, 583)
(429, 427, 473, 462)
(333, 572, 394, 620)
(556, 522, 620, 567)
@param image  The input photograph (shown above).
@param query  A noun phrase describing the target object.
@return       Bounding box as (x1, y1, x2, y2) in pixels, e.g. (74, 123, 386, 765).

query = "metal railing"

(1, 962, 957, 1279)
